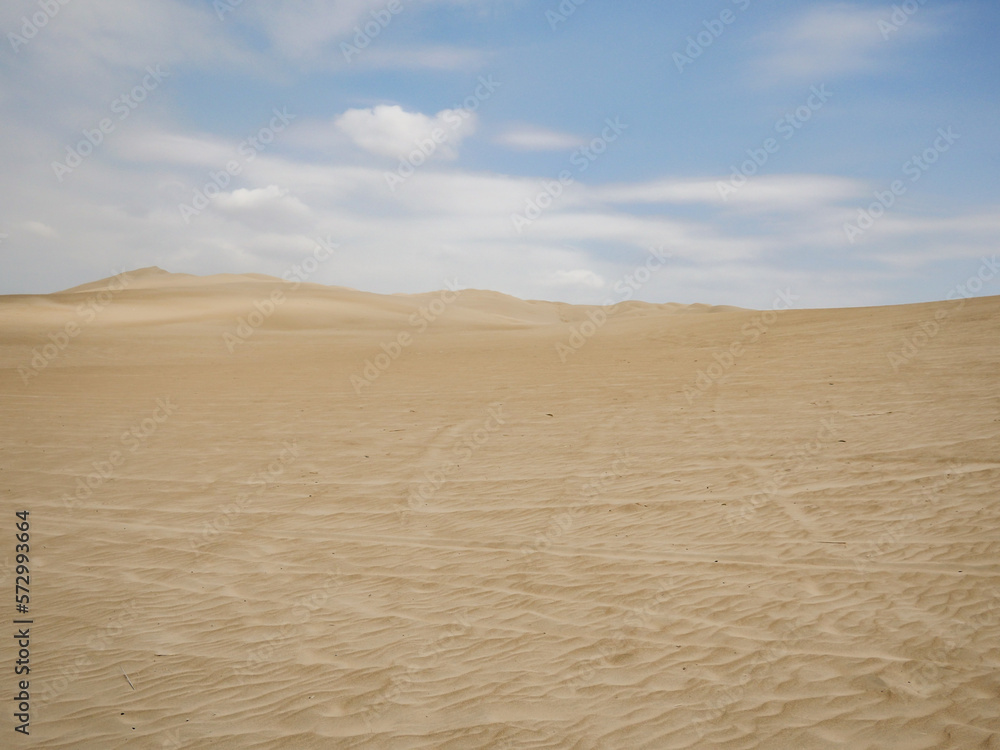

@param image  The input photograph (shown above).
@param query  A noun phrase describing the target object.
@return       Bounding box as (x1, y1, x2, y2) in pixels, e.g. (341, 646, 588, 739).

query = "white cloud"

(23, 221, 59, 239)
(749, 2, 937, 85)
(0, 0, 263, 150)
(591, 179, 722, 205)
(0, 0, 989, 311)
(115, 131, 235, 167)
(496, 125, 587, 151)
(3, 141, 997, 306)
(518, 211, 758, 264)
(593, 175, 863, 211)
(211, 186, 313, 231)
(335, 105, 477, 160)
(543, 269, 606, 289)
(720, 175, 862, 210)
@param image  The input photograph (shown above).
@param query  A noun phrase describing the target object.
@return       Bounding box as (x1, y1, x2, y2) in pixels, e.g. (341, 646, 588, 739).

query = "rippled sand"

(1, 267, 998, 748)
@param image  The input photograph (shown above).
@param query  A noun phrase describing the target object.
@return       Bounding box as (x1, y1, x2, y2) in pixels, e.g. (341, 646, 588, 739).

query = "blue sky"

(1, 0, 997, 308)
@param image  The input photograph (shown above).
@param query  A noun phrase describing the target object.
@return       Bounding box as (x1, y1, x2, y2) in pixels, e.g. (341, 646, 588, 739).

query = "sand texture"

(1, 267, 998, 749)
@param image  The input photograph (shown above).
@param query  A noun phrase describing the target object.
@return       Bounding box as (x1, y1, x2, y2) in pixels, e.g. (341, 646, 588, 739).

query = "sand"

(1, 267, 998, 749)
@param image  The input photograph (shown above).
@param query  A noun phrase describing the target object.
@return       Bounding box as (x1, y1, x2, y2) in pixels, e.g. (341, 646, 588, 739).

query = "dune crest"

(7, 268, 745, 332)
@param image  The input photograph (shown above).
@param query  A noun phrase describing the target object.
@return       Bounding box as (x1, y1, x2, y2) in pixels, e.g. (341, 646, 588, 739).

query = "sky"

(0, 0, 998, 309)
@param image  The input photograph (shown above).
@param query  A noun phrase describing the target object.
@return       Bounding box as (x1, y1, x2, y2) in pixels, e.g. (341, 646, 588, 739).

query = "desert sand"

(0, 266, 998, 749)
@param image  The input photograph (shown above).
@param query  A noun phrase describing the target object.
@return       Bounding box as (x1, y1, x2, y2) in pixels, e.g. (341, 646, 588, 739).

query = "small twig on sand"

(120, 665, 135, 691)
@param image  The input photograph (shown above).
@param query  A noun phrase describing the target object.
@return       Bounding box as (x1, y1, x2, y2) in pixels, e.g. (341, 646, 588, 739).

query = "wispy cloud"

(496, 125, 587, 151)
(592, 175, 862, 211)
(3, 0, 257, 80)
(543, 269, 606, 289)
(748, 2, 937, 85)
(4, 133, 995, 307)
(23, 221, 59, 239)
(247, 0, 394, 60)
(354, 45, 488, 70)
(243, 0, 491, 68)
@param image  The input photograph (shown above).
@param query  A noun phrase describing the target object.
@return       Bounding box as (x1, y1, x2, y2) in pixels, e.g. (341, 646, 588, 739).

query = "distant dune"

(3, 267, 743, 334)
(1, 269, 998, 749)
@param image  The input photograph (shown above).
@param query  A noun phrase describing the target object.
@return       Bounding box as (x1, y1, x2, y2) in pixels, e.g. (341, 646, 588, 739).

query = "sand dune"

(1, 270, 998, 749)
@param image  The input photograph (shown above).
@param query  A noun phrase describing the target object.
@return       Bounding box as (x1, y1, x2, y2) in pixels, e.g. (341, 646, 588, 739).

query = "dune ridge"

(4, 268, 740, 334)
